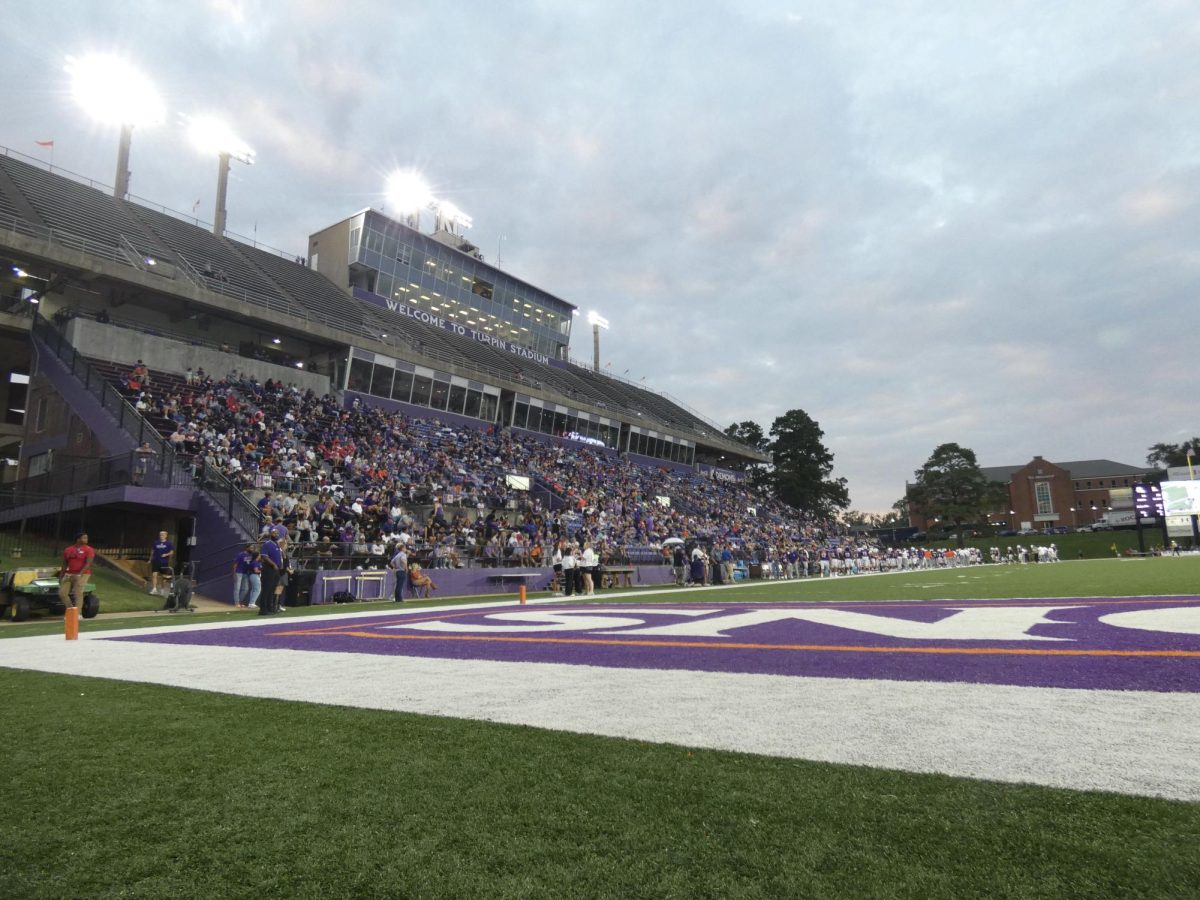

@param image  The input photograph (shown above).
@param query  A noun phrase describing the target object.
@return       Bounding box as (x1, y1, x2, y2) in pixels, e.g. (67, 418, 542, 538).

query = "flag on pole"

(35, 139, 54, 148)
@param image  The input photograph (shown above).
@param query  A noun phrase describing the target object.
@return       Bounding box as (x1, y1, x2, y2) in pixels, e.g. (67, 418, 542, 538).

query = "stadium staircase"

(21, 315, 261, 598)
(530, 475, 567, 511)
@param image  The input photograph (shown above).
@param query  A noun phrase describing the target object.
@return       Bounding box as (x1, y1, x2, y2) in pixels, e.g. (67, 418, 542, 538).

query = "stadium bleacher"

(0, 152, 167, 262)
(0, 145, 757, 466)
(79, 352, 831, 571)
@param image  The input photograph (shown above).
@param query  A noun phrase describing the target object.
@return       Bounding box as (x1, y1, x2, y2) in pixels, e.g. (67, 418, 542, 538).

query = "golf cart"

(1, 567, 100, 622)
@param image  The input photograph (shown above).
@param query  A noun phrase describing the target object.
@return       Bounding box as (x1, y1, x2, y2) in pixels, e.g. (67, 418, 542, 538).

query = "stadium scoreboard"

(1133, 483, 1164, 519)
(1158, 481, 1200, 517)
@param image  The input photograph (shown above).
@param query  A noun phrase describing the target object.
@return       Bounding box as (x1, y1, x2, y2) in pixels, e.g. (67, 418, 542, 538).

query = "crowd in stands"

(109, 358, 903, 573)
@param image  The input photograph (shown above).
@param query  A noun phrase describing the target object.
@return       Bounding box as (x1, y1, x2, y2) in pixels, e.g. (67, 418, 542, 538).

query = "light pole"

(587, 311, 609, 373)
(433, 199, 472, 236)
(385, 170, 434, 230)
(186, 115, 255, 237)
(67, 53, 164, 199)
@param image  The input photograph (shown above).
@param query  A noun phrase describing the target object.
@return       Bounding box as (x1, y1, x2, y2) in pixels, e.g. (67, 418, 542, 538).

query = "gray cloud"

(2, 1, 1196, 509)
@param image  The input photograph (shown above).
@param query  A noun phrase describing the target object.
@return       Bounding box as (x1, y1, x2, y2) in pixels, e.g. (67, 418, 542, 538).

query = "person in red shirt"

(58, 532, 96, 609)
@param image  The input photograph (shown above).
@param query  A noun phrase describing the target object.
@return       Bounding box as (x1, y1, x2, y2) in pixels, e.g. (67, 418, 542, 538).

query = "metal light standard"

(386, 170, 434, 230)
(67, 53, 164, 199)
(186, 115, 255, 237)
(588, 311, 609, 373)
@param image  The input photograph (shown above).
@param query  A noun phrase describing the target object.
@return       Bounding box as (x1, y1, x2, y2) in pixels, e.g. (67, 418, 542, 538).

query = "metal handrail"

(561, 351, 732, 439)
(73, 308, 225, 352)
(0, 211, 132, 269)
(0, 143, 304, 260)
(1, 449, 194, 500)
(31, 316, 263, 539)
(0, 146, 748, 457)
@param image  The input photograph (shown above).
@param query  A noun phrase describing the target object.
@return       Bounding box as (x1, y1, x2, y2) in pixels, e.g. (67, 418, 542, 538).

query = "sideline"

(2, 612, 1198, 802)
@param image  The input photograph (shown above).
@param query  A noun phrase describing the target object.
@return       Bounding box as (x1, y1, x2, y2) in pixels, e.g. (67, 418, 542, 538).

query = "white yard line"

(3, 597, 1199, 802)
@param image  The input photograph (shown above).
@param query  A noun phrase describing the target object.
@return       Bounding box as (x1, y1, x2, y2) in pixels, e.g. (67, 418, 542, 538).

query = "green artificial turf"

(694, 555, 1200, 604)
(3, 556, 1198, 640)
(1, 534, 162, 615)
(920, 528, 1168, 559)
(3, 557, 1199, 897)
(0, 591, 513, 639)
(2, 669, 1198, 900)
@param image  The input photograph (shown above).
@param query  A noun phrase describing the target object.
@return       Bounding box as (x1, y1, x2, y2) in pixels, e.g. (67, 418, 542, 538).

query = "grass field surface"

(3, 557, 1199, 898)
(1, 534, 163, 615)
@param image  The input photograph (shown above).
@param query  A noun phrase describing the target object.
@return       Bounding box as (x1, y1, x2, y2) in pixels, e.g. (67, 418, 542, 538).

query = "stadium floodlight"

(66, 53, 164, 199)
(386, 170, 434, 227)
(185, 114, 255, 237)
(186, 114, 255, 163)
(588, 310, 609, 372)
(434, 199, 473, 233)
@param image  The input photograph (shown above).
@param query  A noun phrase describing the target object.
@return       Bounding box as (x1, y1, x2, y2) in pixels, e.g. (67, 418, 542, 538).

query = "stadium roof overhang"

(0, 228, 768, 462)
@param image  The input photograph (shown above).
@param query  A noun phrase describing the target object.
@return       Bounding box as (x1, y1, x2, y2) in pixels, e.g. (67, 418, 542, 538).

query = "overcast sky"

(2, 1, 1197, 512)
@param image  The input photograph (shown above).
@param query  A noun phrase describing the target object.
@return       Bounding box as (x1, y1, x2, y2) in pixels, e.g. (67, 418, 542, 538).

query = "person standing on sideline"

(149, 531, 175, 596)
(689, 544, 706, 585)
(721, 545, 735, 585)
(672, 544, 687, 586)
(232, 543, 258, 608)
(388, 542, 409, 602)
(258, 533, 283, 615)
(244, 548, 263, 609)
(561, 542, 577, 597)
(58, 532, 95, 609)
(580, 542, 597, 596)
(551, 541, 564, 596)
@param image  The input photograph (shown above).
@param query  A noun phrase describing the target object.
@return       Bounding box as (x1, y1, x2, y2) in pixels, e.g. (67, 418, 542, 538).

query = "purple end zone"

(110, 598, 1200, 692)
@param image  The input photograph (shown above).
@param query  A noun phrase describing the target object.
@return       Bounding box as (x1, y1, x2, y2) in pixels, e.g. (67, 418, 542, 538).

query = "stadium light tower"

(67, 53, 164, 199)
(186, 115, 255, 237)
(386, 170, 433, 229)
(433, 199, 473, 236)
(587, 310, 609, 373)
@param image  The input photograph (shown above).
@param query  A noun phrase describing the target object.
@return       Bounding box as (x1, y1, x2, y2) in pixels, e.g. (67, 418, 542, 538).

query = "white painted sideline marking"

(2, 593, 1198, 802)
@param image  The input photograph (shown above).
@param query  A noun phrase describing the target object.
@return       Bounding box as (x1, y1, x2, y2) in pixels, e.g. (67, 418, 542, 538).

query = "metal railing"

(0, 210, 134, 270)
(0, 143, 749, 459)
(1, 449, 194, 502)
(31, 315, 263, 540)
(562, 351, 734, 441)
(68, 308, 225, 353)
(0, 144, 304, 261)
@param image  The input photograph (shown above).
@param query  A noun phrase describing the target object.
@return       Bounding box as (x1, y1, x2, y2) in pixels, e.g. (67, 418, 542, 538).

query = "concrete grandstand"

(0, 145, 781, 602)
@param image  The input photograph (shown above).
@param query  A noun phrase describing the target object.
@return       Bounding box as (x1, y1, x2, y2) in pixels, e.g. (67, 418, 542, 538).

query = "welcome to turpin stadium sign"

(353, 287, 552, 366)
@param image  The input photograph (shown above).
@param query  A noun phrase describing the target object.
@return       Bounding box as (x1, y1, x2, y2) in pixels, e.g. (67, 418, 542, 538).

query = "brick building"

(909, 456, 1153, 531)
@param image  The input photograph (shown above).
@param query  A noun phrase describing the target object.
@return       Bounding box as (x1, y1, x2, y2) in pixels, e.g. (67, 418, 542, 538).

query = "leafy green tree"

(721, 420, 770, 476)
(1146, 439, 1200, 469)
(908, 443, 1004, 548)
(765, 409, 849, 516)
(724, 421, 769, 452)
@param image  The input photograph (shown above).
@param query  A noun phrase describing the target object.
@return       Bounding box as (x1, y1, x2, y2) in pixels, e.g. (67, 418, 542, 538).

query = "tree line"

(723, 410, 849, 518)
(903, 438, 1199, 547)
(721, 416, 1199, 534)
